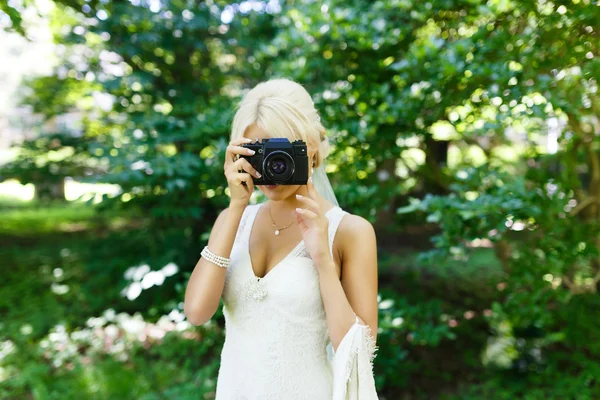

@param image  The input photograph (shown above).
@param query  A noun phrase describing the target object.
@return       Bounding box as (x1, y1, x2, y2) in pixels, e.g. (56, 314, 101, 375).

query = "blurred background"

(0, 0, 599, 399)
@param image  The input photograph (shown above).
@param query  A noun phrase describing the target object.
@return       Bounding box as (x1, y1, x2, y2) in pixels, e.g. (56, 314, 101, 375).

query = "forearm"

(316, 260, 358, 351)
(184, 204, 246, 325)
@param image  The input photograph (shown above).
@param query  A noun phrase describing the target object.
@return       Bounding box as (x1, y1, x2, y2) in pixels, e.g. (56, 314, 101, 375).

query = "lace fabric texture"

(217, 203, 346, 400)
(217, 203, 378, 400)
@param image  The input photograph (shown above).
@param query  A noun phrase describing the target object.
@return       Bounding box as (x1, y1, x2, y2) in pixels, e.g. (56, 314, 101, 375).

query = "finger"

(230, 172, 252, 187)
(295, 193, 320, 213)
(295, 207, 318, 220)
(225, 137, 253, 163)
(296, 212, 308, 231)
(230, 137, 254, 146)
(244, 173, 255, 194)
(231, 157, 261, 179)
(225, 144, 256, 164)
(306, 175, 317, 200)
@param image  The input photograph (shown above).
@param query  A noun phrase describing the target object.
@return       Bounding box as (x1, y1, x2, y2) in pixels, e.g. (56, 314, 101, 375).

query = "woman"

(184, 78, 379, 400)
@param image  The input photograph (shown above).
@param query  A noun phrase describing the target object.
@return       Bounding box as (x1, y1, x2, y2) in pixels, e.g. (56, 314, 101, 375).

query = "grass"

(0, 199, 134, 337)
(0, 180, 123, 237)
(0, 201, 97, 235)
(0, 198, 140, 239)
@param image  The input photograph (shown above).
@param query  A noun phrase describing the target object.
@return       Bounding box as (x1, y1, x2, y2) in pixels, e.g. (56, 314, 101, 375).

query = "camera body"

(241, 138, 309, 185)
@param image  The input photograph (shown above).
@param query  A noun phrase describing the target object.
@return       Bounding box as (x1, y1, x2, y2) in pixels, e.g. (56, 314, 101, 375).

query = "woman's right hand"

(224, 137, 262, 208)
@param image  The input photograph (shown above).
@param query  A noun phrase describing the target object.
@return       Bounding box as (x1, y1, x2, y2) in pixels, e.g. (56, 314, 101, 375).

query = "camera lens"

(271, 159, 286, 174)
(264, 151, 295, 183)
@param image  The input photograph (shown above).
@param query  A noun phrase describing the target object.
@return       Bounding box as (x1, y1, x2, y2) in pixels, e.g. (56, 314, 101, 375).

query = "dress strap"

(326, 206, 348, 258)
(234, 203, 261, 245)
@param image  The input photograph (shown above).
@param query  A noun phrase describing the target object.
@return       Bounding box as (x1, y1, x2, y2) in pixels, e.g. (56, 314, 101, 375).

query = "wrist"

(229, 200, 248, 212)
(316, 263, 338, 283)
(314, 255, 336, 274)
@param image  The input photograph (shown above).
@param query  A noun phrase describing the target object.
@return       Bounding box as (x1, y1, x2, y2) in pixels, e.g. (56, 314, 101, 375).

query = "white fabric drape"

(312, 163, 339, 207)
(331, 316, 379, 400)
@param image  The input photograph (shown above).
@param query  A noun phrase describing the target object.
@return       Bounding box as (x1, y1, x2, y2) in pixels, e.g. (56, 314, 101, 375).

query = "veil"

(312, 162, 339, 208)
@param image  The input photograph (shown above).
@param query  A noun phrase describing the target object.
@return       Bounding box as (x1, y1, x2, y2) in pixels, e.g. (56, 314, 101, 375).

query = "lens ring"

(263, 151, 295, 183)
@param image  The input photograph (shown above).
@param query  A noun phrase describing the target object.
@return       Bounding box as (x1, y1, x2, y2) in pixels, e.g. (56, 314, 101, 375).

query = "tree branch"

(570, 196, 600, 216)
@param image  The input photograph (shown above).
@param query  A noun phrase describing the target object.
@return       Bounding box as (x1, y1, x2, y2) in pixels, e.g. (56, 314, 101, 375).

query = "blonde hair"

(230, 78, 330, 168)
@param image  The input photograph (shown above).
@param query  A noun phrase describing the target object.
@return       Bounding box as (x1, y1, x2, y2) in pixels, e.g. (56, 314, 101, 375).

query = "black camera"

(240, 138, 309, 185)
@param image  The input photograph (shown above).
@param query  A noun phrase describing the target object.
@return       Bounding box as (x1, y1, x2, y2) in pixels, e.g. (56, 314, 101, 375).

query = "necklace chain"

(268, 205, 295, 236)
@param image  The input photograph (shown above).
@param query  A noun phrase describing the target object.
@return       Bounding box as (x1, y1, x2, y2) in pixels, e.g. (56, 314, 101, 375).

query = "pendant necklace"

(268, 205, 295, 236)
(244, 205, 296, 301)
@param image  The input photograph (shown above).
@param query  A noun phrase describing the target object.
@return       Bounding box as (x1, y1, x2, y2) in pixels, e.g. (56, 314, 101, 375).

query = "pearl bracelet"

(201, 246, 231, 268)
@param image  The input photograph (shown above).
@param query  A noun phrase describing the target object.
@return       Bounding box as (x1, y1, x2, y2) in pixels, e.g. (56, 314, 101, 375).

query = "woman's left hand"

(295, 177, 332, 268)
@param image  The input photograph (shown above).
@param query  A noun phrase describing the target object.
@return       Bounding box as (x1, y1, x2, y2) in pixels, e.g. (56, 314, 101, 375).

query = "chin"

(257, 184, 300, 201)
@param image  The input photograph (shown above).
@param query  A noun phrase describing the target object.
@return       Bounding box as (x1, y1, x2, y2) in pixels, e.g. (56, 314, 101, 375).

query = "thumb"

(244, 177, 254, 196)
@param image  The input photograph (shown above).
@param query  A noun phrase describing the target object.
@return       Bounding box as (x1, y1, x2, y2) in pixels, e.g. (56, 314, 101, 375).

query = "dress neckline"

(246, 203, 338, 280)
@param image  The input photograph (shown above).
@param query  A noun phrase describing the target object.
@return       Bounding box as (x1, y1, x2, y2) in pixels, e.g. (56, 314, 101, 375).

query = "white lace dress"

(215, 203, 377, 400)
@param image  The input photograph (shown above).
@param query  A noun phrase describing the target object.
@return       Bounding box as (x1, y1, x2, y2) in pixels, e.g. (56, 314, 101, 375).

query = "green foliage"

(401, 161, 600, 397)
(0, 132, 98, 201)
(0, 0, 25, 35)
(0, 201, 221, 399)
(1, 320, 223, 400)
(376, 291, 456, 387)
(2, 0, 600, 398)
(20, 75, 100, 117)
(374, 248, 503, 396)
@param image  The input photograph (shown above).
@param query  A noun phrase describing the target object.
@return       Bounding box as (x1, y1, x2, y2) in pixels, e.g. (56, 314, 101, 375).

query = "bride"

(184, 78, 379, 400)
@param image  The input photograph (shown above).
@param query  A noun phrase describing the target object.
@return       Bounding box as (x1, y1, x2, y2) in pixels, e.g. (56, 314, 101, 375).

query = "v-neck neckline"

(246, 203, 337, 281)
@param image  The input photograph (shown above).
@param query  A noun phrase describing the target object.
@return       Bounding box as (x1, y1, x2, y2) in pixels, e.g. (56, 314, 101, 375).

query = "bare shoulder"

(336, 212, 377, 250)
(335, 212, 378, 282)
